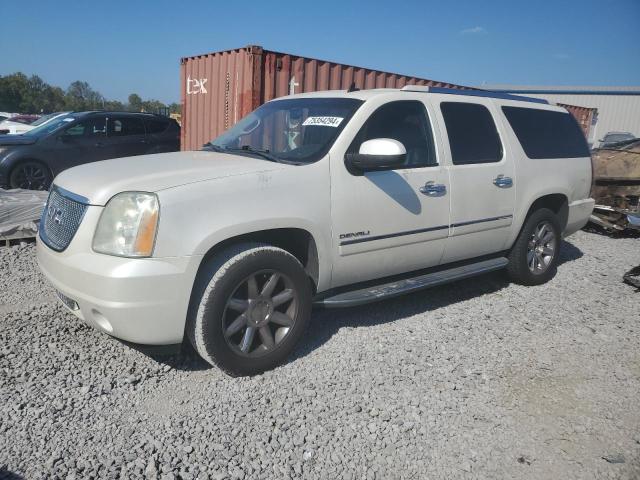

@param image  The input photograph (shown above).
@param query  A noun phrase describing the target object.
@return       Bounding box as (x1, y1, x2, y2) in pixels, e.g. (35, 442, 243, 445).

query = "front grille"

(40, 186, 88, 251)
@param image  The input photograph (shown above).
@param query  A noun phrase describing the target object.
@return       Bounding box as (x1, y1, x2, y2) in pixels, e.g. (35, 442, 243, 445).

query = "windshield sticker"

(302, 116, 344, 127)
(62, 118, 74, 122)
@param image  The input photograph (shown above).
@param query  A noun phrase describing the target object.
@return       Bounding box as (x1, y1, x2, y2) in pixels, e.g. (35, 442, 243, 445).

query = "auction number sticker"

(302, 116, 344, 127)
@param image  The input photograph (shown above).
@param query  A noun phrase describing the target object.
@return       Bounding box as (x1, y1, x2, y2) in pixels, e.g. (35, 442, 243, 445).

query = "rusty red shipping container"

(179, 45, 476, 150)
(558, 103, 596, 138)
(180, 45, 594, 150)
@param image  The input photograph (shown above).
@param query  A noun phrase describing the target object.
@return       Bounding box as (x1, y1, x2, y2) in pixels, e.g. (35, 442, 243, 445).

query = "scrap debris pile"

(590, 139, 640, 233)
(0, 188, 48, 244)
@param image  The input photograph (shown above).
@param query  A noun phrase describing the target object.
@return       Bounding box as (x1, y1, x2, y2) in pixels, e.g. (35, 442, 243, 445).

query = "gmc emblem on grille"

(47, 205, 64, 226)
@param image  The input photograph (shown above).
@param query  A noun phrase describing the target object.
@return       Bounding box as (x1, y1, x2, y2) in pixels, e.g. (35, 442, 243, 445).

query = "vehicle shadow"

(143, 239, 584, 372)
(0, 468, 26, 480)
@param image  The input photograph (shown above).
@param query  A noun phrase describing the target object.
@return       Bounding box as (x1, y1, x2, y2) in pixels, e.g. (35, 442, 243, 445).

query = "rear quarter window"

(502, 106, 590, 159)
(145, 117, 170, 134)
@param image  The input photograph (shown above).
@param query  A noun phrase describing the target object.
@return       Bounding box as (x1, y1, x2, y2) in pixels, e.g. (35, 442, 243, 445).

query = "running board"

(314, 257, 508, 308)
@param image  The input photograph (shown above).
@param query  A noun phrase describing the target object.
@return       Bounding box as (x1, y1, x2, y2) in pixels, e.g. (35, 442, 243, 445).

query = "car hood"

(0, 134, 36, 145)
(53, 150, 287, 205)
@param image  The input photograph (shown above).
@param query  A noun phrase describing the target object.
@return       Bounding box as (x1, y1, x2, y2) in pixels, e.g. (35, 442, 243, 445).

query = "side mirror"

(58, 134, 71, 143)
(345, 138, 406, 172)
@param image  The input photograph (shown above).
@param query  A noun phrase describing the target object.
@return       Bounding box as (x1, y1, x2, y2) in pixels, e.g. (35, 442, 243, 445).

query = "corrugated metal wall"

(181, 45, 596, 150)
(557, 103, 596, 140)
(180, 45, 474, 150)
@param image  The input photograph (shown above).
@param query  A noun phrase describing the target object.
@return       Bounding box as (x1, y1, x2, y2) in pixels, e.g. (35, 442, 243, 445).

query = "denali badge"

(47, 205, 64, 226)
(339, 230, 370, 240)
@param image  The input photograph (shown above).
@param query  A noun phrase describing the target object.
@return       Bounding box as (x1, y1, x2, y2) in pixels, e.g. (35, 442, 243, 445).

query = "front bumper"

(36, 208, 202, 345)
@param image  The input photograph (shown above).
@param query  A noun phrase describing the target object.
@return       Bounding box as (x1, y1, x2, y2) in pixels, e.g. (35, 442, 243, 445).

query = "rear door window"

(145, 117, 169, 134)
(440, 102, 503, 165)
(501, 106, 590, 159)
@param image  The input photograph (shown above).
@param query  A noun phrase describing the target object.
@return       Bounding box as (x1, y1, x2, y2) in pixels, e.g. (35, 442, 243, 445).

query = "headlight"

(93, 192, 159, 257)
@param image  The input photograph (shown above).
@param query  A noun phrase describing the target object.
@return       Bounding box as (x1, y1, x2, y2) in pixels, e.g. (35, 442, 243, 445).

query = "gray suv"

(0, 111, 180, 190)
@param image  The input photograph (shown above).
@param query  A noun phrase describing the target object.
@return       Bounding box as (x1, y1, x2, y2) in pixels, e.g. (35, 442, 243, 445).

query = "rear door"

(435, 99, 515, 263)
(105, 115, 148, 158)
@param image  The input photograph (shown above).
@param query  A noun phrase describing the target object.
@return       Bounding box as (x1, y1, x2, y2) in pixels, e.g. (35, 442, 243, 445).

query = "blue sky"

(1, 0, 638, 104)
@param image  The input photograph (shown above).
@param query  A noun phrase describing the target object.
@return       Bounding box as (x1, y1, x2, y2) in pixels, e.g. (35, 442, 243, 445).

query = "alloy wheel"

(12, 163, 49, 190)
(222, 270, 298, 357)
(527, 221, 556, 274)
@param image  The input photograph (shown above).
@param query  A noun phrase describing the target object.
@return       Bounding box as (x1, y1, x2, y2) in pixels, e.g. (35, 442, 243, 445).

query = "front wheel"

(186, 243, 312, 376)
(9, 161, 52, 190)
(507, 208, 562, 286)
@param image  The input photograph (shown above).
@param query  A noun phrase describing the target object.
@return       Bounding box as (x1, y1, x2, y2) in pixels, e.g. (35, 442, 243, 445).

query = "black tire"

(9, 161, 52, 190)
(186, 243, 312, 376)
(507, 208, 562, 286)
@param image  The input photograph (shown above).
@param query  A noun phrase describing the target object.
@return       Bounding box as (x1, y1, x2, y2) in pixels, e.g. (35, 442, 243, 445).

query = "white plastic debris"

(0, 188, 49, 239)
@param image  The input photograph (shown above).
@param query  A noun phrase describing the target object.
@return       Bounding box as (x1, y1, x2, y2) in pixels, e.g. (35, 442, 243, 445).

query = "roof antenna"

(347, 82, 359, 93)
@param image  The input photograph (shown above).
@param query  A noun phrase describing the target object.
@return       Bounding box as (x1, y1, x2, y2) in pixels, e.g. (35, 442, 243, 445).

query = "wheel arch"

(7, 157, 53, 188)
(194, 227, 321, 294)
(524, 193, 569, 229)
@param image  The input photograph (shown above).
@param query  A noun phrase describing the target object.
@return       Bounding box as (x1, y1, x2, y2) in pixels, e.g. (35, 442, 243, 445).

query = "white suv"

(37, 86, 595, 375)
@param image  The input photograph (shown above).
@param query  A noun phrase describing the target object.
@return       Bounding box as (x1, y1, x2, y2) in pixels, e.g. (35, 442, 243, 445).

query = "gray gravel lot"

(1, 230, 639, 480)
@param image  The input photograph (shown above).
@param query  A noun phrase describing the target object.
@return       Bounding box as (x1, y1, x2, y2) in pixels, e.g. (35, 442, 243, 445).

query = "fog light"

(56, 290, 79, 311)
(91, 309, 113, 333)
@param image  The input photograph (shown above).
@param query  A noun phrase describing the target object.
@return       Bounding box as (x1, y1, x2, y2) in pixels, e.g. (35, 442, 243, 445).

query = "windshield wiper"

(225, 145, 279, 163)
(202, 142, 225, 152)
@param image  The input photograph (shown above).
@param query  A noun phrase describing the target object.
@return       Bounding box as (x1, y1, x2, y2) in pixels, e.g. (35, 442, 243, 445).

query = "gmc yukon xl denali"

(37, 86, 595, 376)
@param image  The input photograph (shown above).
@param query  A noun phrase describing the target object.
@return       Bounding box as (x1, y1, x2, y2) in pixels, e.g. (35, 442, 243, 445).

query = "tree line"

(0, 72, 180, 115)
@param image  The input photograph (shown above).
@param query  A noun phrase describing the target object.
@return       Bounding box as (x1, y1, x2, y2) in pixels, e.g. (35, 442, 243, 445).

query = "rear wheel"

(507, 208, 561, 285)
(9, 161, 52, 190)
(186, 243, 312, 376)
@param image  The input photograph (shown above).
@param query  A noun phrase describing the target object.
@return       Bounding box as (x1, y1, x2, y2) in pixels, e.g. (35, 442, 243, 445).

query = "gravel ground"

(1, 230, 639, 480)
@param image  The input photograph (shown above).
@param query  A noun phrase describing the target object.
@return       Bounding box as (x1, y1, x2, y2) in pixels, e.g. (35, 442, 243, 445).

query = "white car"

(0, 112, 70, 135)
(37, 87, 595, 375)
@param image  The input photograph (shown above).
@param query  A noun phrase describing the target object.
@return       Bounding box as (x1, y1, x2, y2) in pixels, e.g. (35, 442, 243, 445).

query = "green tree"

(0, 72, 30, 112)
(127, 93, 142, 112)
(65, 81, 104, 111)
(103, 100, 126, 111)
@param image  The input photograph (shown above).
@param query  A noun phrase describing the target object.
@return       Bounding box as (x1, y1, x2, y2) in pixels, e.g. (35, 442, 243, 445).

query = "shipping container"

(557, 103, 597, 142)
(180, 45, 595, 150)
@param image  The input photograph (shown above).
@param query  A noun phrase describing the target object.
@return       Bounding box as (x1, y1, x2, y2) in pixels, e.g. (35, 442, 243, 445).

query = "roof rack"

(400, 85, 549, 105)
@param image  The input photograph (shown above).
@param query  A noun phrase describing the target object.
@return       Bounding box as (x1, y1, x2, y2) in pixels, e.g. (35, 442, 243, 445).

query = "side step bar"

(314, 257, 508, 308)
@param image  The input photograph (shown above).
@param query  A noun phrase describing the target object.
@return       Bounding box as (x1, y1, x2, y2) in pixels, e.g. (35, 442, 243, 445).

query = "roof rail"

(400, 85, 549, 104)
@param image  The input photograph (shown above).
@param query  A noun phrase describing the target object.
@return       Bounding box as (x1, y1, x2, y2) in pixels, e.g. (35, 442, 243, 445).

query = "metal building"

(482, 85, 640, 147)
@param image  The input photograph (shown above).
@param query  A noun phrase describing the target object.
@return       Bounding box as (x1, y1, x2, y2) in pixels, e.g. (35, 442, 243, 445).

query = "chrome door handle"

(493, 174, 513, 188)
(419, 181, 447, 196)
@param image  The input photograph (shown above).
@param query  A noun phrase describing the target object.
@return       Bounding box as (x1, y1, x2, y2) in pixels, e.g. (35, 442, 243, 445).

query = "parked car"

(0, 114, 39, 134)
(0, 111, 70, 135)
(599, 131, 637, 148)
(0, 111, 180, 190)
(37, 87, 594, 376)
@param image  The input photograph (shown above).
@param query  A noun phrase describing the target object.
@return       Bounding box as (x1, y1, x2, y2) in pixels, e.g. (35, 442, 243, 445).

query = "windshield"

(23, 115, 79, 137)
(604, 133, 635, 143)
(30, 112, 65, 127)
(208, 98, 363, 163)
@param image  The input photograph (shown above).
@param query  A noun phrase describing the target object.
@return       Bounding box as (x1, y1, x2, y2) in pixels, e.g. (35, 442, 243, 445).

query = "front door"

(435, 99, 516, 263)
(330, 99, 451, 288)
(55, 116, 110, 172)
